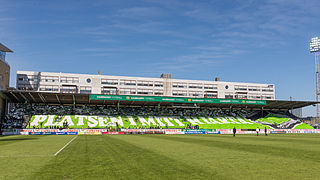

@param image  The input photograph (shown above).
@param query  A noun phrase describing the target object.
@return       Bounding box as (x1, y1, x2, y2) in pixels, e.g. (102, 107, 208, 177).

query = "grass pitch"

(1, 134, 320, 180)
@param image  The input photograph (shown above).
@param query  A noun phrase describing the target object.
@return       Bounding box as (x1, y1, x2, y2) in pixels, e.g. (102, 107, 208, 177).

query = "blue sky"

(1, 0, 320, 116)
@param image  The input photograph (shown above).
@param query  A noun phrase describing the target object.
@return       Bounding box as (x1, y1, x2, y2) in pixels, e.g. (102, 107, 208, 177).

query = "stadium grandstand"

(0, 89, 317, 133)
(0, 65, 317, 133)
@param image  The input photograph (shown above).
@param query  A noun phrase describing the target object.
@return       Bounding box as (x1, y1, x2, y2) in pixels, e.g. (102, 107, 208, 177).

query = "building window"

(189, 92, 201, 97)
(204, 84, 217, 90)
(119, 88, 136, 95)
(41, 76, 59, 82)
(0, 51, 6, 60)
(137, 89, 153, 95)
(80, 86, 92, 94)
(39, 85, 59, 92)
(205, 94, 217, 98)
(120, 80, 136, 86)
(61, 77, 79, 83)
(189, 84, 202, 89)
(173, 90, 187, 96)
(235, 87, 247, 91)
(248, 88, 260, 91)
(137, 81, 153, 87)
(173, 83, 187, 88)
(154, 82, 163, 87)
(262, 88, 274, 92)
(61, 86, 77, 93)
(101, 79, 118, 85)
(101, 87, 118, 95)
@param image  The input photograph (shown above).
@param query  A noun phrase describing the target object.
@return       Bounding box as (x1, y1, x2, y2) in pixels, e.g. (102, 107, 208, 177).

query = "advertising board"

(102, 132, 125, 135)
(90, 94, 266, 105)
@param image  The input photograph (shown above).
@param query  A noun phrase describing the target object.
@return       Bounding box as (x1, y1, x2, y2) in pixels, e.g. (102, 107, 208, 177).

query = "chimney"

(215, 77, 220, 81)
(98, 70, 101, 75)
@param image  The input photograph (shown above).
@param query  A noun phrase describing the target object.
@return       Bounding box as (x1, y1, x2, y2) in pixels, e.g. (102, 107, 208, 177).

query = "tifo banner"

(28, 115, 125, 129)
(90, 94, 266, 105)
(27, 115, 259, 129)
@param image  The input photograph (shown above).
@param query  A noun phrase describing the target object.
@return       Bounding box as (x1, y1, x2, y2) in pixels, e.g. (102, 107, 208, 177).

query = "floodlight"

(310, 37, 320, 117)
(310, 37, 320, 53)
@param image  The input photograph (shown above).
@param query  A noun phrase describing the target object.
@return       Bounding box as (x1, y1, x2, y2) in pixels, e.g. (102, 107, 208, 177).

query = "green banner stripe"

(90, 94, 266, 105)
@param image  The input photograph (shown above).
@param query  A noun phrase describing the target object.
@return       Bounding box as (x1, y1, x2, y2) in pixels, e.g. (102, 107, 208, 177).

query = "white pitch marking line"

(54, 136, 78, 156)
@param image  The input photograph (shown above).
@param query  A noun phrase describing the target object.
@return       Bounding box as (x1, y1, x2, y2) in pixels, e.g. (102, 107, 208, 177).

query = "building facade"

(0, 43, 12, 91)
(0, 43, 13, 120)
(16, 71, 275, 100)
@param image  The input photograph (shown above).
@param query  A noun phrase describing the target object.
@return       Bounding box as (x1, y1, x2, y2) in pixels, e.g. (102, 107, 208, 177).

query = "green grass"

(1, 134, 320, 179)
(294, 123, 314, 129)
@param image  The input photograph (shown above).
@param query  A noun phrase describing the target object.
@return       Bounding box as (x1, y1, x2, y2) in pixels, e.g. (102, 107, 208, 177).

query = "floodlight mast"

(310, 37, 320, 117)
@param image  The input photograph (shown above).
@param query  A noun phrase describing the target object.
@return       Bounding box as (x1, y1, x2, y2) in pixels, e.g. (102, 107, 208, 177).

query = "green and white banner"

(90, 94, 266, 105)
(28, 115, 269, 129)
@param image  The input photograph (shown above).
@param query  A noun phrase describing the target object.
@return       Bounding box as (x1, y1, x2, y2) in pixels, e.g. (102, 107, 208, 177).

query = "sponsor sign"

(90, 94, 266, 105)
(29, 132, 42, 135)
(2, 132, 20, 135)
(67, 132, 78, 135)
(86, 131, 101, 135)
(165, 131, 184, 134)
(43, 132, 56, 135)
(102, 132, 125, 135)
(165, 129, 184, 134)
(56, 132, 67, 135)
(207, 131, 221, 134)
(184, 131, 206, 134)
(184, 129, 212, 132)
(19, 132, 29, 135)
(270, 131, 286, 134)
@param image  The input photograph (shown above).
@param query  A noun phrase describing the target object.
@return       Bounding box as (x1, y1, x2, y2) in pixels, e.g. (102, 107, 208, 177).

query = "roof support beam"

(38, 93, 46, 104)
(55, 94, 61, 104)
(19, 92, 28, 102)
(9, 92, 20, 102)
(28, 92, 37, 102)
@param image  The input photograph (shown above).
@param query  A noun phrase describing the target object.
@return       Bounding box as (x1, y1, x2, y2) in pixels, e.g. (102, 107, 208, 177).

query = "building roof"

(0, 90, 317, 110)
(0, 43, 13, 52)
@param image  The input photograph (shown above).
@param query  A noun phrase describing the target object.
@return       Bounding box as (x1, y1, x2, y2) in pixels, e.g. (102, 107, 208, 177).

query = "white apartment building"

(16, 71, 275, 100)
